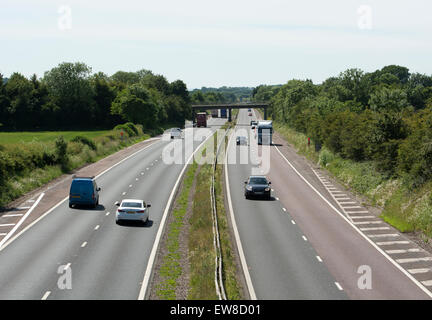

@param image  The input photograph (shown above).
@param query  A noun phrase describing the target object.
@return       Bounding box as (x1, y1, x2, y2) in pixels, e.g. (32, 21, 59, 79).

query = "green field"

(0, 131, 110, 145)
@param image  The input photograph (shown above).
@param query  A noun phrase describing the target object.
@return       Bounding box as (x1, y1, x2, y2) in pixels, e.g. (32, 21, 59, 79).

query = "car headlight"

(265, 187, 270, 192)
(246, 185, 252, 191)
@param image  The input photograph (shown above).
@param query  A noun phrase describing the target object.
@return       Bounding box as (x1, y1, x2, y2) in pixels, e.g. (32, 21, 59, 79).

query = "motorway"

(1, 108, 431, 300)
(226, 109, 432, 299)
(0, 117, 226, 300)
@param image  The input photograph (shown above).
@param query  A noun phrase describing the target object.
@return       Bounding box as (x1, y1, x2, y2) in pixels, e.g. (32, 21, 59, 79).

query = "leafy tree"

(380, 65, 410, 84)
(369, 87, 410, 112)
(43, 62, 95, 127)
(111, 84, 158, 128)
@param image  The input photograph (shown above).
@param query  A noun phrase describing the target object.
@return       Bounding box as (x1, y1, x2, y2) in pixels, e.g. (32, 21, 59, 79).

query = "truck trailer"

(257, 120, 273, 145)
(196, 112, 207, 128)
(220, 108, 227, 118)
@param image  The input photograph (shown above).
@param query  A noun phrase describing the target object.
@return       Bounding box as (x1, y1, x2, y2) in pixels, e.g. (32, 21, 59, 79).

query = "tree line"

(0, 62, 192, 132)
(190, 86, 253, 104)
(253, 65, 432, 189)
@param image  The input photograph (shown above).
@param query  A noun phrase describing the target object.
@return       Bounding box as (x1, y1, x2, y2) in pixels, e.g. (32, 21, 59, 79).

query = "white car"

(170, 128, 182, 139)
(115, 199, 151, 224)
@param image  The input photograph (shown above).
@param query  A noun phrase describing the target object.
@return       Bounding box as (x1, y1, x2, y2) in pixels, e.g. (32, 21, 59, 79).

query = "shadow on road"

(70, 204, 106, 211)
(116, 219, 154, 228)
(246, 196, 277, 202)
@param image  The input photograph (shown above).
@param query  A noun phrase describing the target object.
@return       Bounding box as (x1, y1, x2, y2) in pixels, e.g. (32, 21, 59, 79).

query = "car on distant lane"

(115, 199, 151, 224)
(244, 176, 271, 200)
(170, 128, 182, 139)
(236, 136, 248, 145)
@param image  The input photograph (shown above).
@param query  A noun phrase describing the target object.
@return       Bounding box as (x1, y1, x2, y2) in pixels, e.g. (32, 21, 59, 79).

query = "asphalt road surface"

(0, 117, 226, 300)
(226, 109, 431, 300)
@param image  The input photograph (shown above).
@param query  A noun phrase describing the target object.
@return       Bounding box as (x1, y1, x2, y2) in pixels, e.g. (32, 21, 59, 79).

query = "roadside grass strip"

(155, 162, 198, 299)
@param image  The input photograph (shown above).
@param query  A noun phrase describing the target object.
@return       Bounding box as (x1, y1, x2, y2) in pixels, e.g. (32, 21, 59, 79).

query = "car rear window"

(122, 202, 143, 208)
(71, 180, 92, 193)
(249, 177, 267, 185)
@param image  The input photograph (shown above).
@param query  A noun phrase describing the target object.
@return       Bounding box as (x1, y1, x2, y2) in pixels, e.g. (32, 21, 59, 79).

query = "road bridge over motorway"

(192, 103, 269, 122)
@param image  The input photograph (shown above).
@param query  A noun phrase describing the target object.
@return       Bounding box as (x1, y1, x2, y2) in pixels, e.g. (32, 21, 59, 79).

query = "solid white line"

(0, 139, 160, 253)
(377, 241, 410, 246)
(335, 282, 343, 291)
(274, 146, 432, 298)
(353, 221, 383, 225)
(387, 249, 420, 254)
(396, 257, 432, 264)
(367, 234, 400, 238)
(41, 291, 51, 300)
(360, 227, 390, 231)
(408, 268, 430, 274)
(220, 130, 257, 300)
(350, 216, 375, 219)
(422, 280, 432, 286)
(0, 193, 44, 249)
(2, 214, 24, 217)
(138, 129, 217, 300)
(0, 224, 15, 227)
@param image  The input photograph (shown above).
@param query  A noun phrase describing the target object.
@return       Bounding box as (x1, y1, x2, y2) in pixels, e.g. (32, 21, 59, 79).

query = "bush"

(114, 124, 135, 137)
(318, 148, 335, 167)
(71, 135, 97, 150)
(55, 136, 69, 170)
(125, 122, 139, 135)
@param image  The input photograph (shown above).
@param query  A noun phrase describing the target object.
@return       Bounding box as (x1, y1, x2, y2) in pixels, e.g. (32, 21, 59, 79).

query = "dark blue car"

(244, 176, 271, 200)
(69, 176, 101, 208)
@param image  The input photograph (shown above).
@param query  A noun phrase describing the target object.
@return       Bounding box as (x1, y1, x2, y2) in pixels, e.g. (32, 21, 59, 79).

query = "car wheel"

(69, 203, 72, 208)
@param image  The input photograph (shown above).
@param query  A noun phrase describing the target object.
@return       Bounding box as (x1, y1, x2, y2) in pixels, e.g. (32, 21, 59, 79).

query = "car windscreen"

(249, 177, 268, 185)
(121, 202, 143, 208)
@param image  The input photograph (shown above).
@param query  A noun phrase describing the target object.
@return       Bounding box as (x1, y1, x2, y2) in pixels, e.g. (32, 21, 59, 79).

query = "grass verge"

(154, 162, 198, 299)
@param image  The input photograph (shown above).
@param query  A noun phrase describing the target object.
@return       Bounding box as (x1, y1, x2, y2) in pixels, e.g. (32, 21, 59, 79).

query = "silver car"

(115, 199, 151, 224)
(170, 128, 182, 139)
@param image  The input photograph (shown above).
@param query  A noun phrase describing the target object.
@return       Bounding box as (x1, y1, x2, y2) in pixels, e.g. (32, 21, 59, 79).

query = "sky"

(1, 0, 432, 89)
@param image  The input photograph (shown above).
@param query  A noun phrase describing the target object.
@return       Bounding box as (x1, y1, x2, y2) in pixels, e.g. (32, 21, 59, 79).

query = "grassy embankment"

(0, 124, 150, 207)
(155, 117, 243, 299)
(273, 121, 432, 242)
